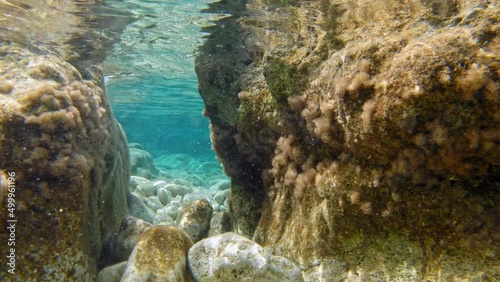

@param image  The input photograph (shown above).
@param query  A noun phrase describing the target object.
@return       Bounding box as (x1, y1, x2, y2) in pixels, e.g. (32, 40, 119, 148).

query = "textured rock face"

(176, 199, 213, 243)
(0, 43, 130, 280)
(100, 216, 152, 269)
(121, 226, 194, 282)
(196, 0, 499, 280)
(188, 233, 304, 282)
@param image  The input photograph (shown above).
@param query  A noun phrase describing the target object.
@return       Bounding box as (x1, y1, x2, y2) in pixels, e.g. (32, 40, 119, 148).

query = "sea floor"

(128, 144, 231, 225)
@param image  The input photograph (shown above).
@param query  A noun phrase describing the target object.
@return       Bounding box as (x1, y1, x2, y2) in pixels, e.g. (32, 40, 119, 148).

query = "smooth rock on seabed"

(0, 42, 130, 280)
(196, 0, 499, 281)
(1, 0, 499, 281)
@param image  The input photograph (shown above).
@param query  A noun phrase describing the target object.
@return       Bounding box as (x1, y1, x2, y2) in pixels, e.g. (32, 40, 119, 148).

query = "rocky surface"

(121, 225, 194, 282)
(130, 145, 160, 179)
(95, 145, 232, 280)
(96, 261, 128, 282)
(196, 0, 499, 280)
(188, 233, 304, 282)
(208, 211, 232, 237)
(127, 192, 156, 223)
(131, 176, 156, 197)
(0, 1, 137, 279)
(0, 1, 236, 281)
(126, 149, 231, 229)
(176, 199, 214, 243)
(0, 43, 130, 280)
(100, 215, 152, 269)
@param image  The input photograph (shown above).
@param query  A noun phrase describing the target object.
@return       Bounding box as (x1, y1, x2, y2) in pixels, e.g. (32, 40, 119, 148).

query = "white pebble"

(157, 188, 172, 205)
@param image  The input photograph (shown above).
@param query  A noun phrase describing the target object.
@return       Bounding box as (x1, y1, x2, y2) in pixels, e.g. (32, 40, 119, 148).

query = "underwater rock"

(208, 211, 232, 237)
(153, 179, 168, 189)
(176, 199, 213, 243)
(222, 199, 229, 209)
(0, 43, 130, 280)
(212, 202, 220, 212)
(162, 202, 181, 220)
(127, 192, 155, 224)
(206, 176, 228, 187)
(208, 179, 231, 193)
(188, 233, 304, 282)
(153, 207, 176, 226)
(129, 145, 160, 179)
(96, 261, 128, 282)
(157, 187, 172, 205)
(227, 183, 262, 236)
(213, 189, 230, 205)
(144, 195, 164, 212)
(169, 195, 184, 211)
(196, 0, 499, 280)
(135, 167, 154, 179)
(165, 183, 193, 197)
(131, 176, 155, 197)
(183, 191, 211, 204)
(128, 143, 144, 150)
(121, 226, 193, 282)
(100, 215, 152, 269)
(194, 187, 215, 198)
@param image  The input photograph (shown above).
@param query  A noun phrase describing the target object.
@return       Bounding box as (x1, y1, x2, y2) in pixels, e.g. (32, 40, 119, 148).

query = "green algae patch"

(264, 59, 300, 103)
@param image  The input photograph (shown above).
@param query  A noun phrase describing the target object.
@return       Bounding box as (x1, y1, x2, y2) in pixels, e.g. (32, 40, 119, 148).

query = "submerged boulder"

(165, 183, 193, 197)
(196, 0, 499, 280)
(121, 226, 194, 282)
(176, 199, 213, 243)
(0, 43, 130, 280)
(208, 211, 232, 237)
(130, 176, 155, 197)
(188, 233, 304, 282)
(96, 261, 128, 282)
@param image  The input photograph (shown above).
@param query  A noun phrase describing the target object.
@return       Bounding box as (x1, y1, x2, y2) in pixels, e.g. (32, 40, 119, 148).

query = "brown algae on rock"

(196, 0, 499, 280)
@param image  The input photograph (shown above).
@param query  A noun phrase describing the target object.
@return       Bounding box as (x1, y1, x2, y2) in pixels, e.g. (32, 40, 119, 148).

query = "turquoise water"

(101, 0, 224, 157)
(107, 75, 211, 156)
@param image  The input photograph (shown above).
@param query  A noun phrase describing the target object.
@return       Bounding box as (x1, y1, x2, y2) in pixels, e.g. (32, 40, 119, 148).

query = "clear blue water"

(107, 75, 211, 157)
(101, 0, 225, 158)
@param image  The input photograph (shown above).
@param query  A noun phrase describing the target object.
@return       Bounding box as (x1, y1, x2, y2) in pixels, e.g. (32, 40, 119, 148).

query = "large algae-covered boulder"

(0, 43, 130, 280)
(121, 226, 194, 282)
(196, 0, 499, 280)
